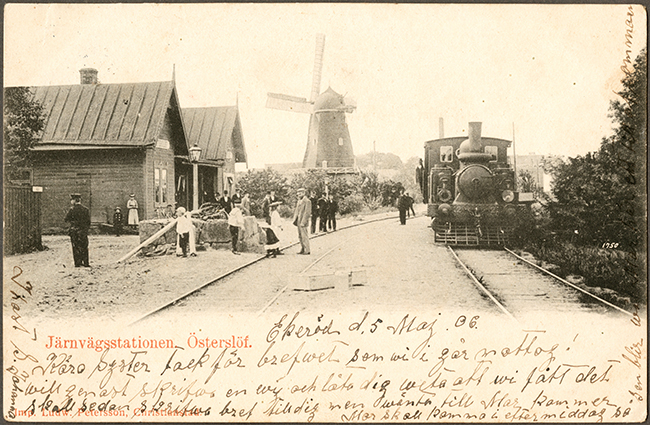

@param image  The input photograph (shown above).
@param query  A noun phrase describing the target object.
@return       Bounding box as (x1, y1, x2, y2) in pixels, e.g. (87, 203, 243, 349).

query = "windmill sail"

(266, 93, 312, 114)
(266, 34, 356, 170)
(310, 33, 326, 103)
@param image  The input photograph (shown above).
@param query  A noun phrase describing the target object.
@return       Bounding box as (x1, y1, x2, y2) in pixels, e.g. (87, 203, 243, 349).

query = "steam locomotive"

(424, 122, 528, 246)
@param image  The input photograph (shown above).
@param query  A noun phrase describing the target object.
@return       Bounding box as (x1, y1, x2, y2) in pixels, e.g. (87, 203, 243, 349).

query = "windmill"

(266, 34, 357, 169)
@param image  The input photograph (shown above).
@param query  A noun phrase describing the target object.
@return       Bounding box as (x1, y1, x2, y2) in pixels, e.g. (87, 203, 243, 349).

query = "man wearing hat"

(64, 194, 91, 267)
(292, 188, 311, 255)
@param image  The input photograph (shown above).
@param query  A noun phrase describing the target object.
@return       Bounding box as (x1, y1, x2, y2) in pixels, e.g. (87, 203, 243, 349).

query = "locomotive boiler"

(424, 122, 526, 245)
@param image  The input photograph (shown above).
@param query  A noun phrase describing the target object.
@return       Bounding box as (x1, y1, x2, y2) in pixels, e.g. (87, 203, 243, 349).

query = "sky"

(4, 3, 647, 169)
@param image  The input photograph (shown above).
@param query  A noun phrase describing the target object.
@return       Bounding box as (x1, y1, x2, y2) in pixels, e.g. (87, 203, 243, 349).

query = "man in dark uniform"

(318, 194, 329, 232)
(327, 194, 338, 231)
(232, 189, 241, 205)
(220, 190, 233, 214)
(415, 158, 425, 201)
(64, 194, 91, 267)
(309, 190, 319, 234)
(397, 190, 408, 225)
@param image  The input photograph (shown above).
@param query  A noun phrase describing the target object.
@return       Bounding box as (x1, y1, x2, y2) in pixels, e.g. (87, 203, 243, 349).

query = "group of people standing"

(112, 194, 140, 237)
(66, 193, 142, 267)
(397, 190, 416, 225)
(212, 190, 250, 216)
(309, 191, 339, 234)
(65, 178, 419, 267)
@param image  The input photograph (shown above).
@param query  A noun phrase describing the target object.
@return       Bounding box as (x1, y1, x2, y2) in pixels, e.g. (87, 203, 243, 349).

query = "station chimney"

(79, 68, 98, 85)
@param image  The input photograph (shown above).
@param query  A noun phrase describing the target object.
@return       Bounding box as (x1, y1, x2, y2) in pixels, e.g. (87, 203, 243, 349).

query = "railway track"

(130, 214, 629, 327)
(129, 213, 400, 326)
(448, 246, 633, 322)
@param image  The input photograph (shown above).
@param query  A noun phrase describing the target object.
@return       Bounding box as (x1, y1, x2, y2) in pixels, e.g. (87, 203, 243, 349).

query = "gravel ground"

(148, 212, 499, 325)
(7, 203, 626, 330)
(3, 209, 409, 328)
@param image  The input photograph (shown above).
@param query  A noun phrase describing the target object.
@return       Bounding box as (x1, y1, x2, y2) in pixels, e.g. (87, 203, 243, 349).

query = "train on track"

(424, 122, 531, 246)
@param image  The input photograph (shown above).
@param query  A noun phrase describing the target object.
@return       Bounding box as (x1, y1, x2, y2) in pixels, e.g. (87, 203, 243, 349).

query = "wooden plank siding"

(4, 186, 43, 254)
(32, 149, 146, 232)
(19, 77, 203, 233)
(143, 112, 176, 218)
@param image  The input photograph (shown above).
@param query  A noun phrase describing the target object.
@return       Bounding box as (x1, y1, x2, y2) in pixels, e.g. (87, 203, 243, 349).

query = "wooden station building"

(181, 107, 247, 206)
(25, 68, 246, 232)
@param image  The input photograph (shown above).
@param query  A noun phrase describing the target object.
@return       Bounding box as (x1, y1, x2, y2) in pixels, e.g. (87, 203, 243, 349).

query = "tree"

(357, 170, 382, 207)
(604, 47, 646, 250)
(3, 87, 45, 182)
(289, 169, 355, 201)
(355, 151, 403, 170)
(235, 168, 289, 217)
(545, 49, 646, 251)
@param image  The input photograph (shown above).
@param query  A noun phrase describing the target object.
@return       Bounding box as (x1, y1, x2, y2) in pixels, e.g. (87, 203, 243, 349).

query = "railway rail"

(448, 246, 633, 322)
(129, 214, 399, 326)
(130, 214, 632, 327)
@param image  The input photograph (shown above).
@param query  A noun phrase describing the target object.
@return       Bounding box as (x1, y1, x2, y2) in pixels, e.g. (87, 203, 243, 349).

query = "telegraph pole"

(373, 140, 377, 172)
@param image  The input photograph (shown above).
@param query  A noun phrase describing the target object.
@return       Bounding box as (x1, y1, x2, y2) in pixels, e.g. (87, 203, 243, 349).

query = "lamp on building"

(189, 144, 202, 211)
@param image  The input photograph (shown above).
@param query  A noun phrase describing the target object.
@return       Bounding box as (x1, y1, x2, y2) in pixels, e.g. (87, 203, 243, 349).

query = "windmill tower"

(266, 34, 357, 169)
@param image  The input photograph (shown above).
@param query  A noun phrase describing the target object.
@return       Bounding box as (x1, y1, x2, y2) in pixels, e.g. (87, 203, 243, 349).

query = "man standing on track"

(64, 193, 91, 267)
(293, 188, 311, 255)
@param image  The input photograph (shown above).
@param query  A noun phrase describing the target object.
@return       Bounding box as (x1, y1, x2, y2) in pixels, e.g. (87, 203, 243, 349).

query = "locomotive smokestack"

(468, 122, 482, 152)
(458, 121, 491, 163)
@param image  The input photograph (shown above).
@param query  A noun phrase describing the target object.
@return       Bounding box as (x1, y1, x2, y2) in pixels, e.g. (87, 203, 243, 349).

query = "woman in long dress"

(263, 204, 283, 257)
(127, 194, 139, 227)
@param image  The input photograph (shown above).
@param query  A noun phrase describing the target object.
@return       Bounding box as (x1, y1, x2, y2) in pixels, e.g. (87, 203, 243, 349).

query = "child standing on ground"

(176, 207, 192, 257)
(113, 207, 123, 236)
(228, 200, 245, 255)
(263, 204, 284, 257)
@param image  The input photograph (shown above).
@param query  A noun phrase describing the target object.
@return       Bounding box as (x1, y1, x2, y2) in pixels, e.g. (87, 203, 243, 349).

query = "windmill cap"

(313, 87, 345, 112)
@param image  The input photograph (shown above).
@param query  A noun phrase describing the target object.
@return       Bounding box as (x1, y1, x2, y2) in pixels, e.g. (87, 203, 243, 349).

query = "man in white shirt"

(292, 188, 311, 255)
(228, 200, 245, 255)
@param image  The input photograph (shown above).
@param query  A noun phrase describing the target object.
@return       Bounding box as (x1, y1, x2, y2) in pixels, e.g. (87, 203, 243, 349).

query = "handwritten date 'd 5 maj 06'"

(5, 308, 645, 422)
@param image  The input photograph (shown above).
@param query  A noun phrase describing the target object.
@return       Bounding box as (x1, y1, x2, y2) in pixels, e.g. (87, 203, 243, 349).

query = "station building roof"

(182, 106, 247, 164)
(25, 81, 188, 155)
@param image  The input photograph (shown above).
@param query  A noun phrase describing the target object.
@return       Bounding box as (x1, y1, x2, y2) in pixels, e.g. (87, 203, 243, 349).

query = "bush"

(339, 193, 365, 215)
(236, 168, 289, 218)
(526, 241, 645, 304)
(289, 169, 356, 200)
(356, 170, 405, 208)
(276, 204, 293, 219)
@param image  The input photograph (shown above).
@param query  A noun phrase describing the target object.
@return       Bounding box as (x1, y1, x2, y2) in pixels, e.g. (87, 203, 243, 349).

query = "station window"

(485, 146, 498, 162)
(155, 168, 161, 203)
(440, 146, 453, 162)
(161, 169, 168, 203)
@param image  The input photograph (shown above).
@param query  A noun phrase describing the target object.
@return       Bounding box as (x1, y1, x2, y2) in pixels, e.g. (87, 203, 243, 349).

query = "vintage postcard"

(3, 3, 647, 422)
